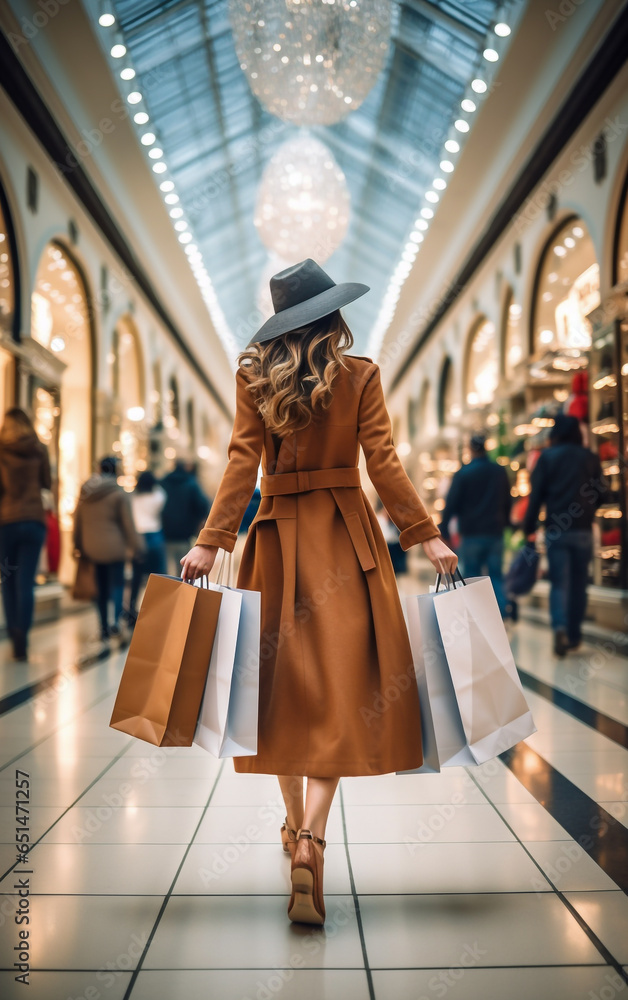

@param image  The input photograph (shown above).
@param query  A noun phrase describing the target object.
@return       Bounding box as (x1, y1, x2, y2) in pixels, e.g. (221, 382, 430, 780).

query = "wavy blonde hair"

(237, 310, 354, 436)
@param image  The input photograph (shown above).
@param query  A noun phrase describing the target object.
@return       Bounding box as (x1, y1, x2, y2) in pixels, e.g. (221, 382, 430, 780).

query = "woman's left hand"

(180, 544, 218, 581)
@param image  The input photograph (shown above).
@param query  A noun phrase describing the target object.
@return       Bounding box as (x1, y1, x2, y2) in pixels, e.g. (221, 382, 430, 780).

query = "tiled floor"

(0, 602, 627, 999)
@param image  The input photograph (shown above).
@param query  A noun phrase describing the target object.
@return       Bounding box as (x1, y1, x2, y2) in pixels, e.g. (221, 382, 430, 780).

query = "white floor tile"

(0, 971, 131, 1000)
(371, 966, 620, 1000)
(42, 806, 204, 844)
(142, 895, 363, 968)
(343, 803, 515, 844)
(0, 806, 65, 843)
(523, 841, 622, 891)
(565, 891, 628, 962)
(106, 754, 222, 780)
(349, 842, 551, 894)
(360, 893, 602, 968)
(340, 772, 484, 806)
(0, 843, 187, 894)
(130, 969, 371, 1000)
(492, 802, 572, 841)
(78, 776, 215, 807)
(566, 773, 628, 802)
(172, 842, 350, 895)
(210, 774, 292, 806)
(0, 894, 161, 968)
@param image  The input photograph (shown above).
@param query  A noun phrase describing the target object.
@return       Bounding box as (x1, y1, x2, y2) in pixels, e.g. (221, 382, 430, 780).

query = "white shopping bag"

(432, 573, 537, 764)
(399, 589, 476, 774)
(192, 554, 261, 758)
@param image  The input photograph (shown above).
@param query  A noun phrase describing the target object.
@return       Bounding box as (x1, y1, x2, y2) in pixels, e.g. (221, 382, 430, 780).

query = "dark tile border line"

(465, 766, 628, 985)
(518, 665, 628, 749)
(0, 644, 114, 718)
(339, 783, 376, 1000)
(497, 743, 628, 894)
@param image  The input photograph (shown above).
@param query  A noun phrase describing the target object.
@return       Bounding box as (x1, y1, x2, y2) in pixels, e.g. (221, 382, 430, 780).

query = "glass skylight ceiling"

(88, 0, 521, 358)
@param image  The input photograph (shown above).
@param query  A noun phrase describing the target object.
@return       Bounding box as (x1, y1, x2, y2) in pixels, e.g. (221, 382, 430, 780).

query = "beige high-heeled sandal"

(287, 828, 326, 925)
(280, 817, 297, 857)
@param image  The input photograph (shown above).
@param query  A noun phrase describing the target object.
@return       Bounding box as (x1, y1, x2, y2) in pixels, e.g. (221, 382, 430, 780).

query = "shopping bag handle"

(215, 548, 234, 588)
(435, 568, 466, 591)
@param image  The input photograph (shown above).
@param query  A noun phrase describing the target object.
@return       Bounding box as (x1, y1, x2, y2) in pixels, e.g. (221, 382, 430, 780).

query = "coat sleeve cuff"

(399, 518, 442, 550)
(195, 527, 237, 552)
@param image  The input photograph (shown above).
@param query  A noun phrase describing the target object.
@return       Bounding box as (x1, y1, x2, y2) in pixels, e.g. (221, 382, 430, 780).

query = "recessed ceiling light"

(120, 68, 136, 80)
(169, 207, 183, 217)
(174, 220, 188, 231)
(141, 133, 156, 145)
(127, 92, 142, 104)
(99, 14, 115, 27)
(152, 162, 167, 173)
(454, 119, 470, 133)
(425, 191, 439, 203)
(461, 98, 476, 113)
(421, 207, 434, 219)
(134, 111, 149, 124)
(165, 194, 180, 205)
(471, 78, 487, 94)
(148, 147, 163, 159)
(160, 181, 175, 192)
(444, 139, 460, 153)
(178, 232, 192, 243)
(433, 178, 446, 190)
(494, 22, 511, 36)
(110, 44, 126, 58)
(440, 160, 454, 173)
(483, 48, 499, 62)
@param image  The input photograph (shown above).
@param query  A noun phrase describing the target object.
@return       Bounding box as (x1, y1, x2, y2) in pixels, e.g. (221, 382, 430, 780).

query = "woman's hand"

(180, 544, 218, 582)
(422, 535, 458, 575)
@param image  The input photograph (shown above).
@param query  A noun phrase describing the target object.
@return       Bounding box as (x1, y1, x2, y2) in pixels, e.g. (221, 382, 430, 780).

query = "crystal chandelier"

(229, 0, 392, 126)
(254, 134, 350, 263)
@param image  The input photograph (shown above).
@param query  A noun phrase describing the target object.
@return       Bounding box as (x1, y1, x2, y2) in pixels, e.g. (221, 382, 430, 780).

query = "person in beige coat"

(73, 456, 143, 640)
(181, 259, 457, 926)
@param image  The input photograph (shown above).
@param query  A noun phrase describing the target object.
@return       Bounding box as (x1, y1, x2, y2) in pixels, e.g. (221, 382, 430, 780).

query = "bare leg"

(302, 776, 340, 854)
(277, 775, 304, 832)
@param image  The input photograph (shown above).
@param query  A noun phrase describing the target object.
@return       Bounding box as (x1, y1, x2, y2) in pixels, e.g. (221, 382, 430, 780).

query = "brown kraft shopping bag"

(109, 574, 222, 746)
(72, 555, 97, 601)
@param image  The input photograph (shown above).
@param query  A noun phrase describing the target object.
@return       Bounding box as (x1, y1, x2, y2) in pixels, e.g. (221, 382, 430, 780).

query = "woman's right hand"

(422, 535, 458, 575)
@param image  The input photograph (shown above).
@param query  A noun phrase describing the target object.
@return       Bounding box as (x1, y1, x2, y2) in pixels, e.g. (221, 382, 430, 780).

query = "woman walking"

(0, 407, 51, 661)
(73, 456, 144, 642)
(125, 470, 167, 624)
(181, 259, 457, 925)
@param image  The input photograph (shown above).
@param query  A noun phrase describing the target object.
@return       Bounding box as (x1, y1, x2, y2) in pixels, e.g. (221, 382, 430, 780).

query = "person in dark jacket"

(160, 460, 211, 576)
(440, 433, 512, 614)
(73, 456, 144, 642)
(523, 414, 609, 657)
(0, 407, 51, 661)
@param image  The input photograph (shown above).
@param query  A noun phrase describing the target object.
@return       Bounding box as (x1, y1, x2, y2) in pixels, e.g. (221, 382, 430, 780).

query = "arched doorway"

(465, 317, 498, 410)
(502, 289, 525, 379)
(111, 316, 147, 487)
(0, 179, 19, 414)
(30, 241, 95, 582)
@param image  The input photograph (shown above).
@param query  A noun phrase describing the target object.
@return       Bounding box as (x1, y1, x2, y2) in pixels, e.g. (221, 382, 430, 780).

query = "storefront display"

(31, 242, 94, 583)
(0, 192, 16, 415)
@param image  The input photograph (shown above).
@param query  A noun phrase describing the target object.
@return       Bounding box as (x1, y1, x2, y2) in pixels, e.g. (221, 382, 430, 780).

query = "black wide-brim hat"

(246, 258, 369, 347)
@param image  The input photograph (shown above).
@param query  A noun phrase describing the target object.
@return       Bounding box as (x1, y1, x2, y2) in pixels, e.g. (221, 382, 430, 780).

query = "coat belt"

(260, 466, 361, 495)
(255, 466, 376, 626)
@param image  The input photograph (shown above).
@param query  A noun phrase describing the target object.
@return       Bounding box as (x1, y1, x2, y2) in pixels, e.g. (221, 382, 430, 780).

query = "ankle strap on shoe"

(298, 828, 326, 848)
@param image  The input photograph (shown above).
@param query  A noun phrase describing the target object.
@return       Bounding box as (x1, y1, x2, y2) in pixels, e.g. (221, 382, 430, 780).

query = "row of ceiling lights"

(97, 9, 237, 357)
(367, 17, 512, 358)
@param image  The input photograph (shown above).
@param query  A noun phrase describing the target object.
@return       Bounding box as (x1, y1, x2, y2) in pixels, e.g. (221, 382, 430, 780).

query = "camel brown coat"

(195, 354, 441, 776)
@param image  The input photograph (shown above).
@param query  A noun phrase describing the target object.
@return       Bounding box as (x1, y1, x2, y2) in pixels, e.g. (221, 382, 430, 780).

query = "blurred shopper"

(376, 500, 407, 575)
(125, 470, 167, 624)
(161, 459, 210, 576)
(523, 414, 608, 658)
(0, 407, 51, 661)
(73, 456, 143, 642)
(440, 433, 511, 615)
